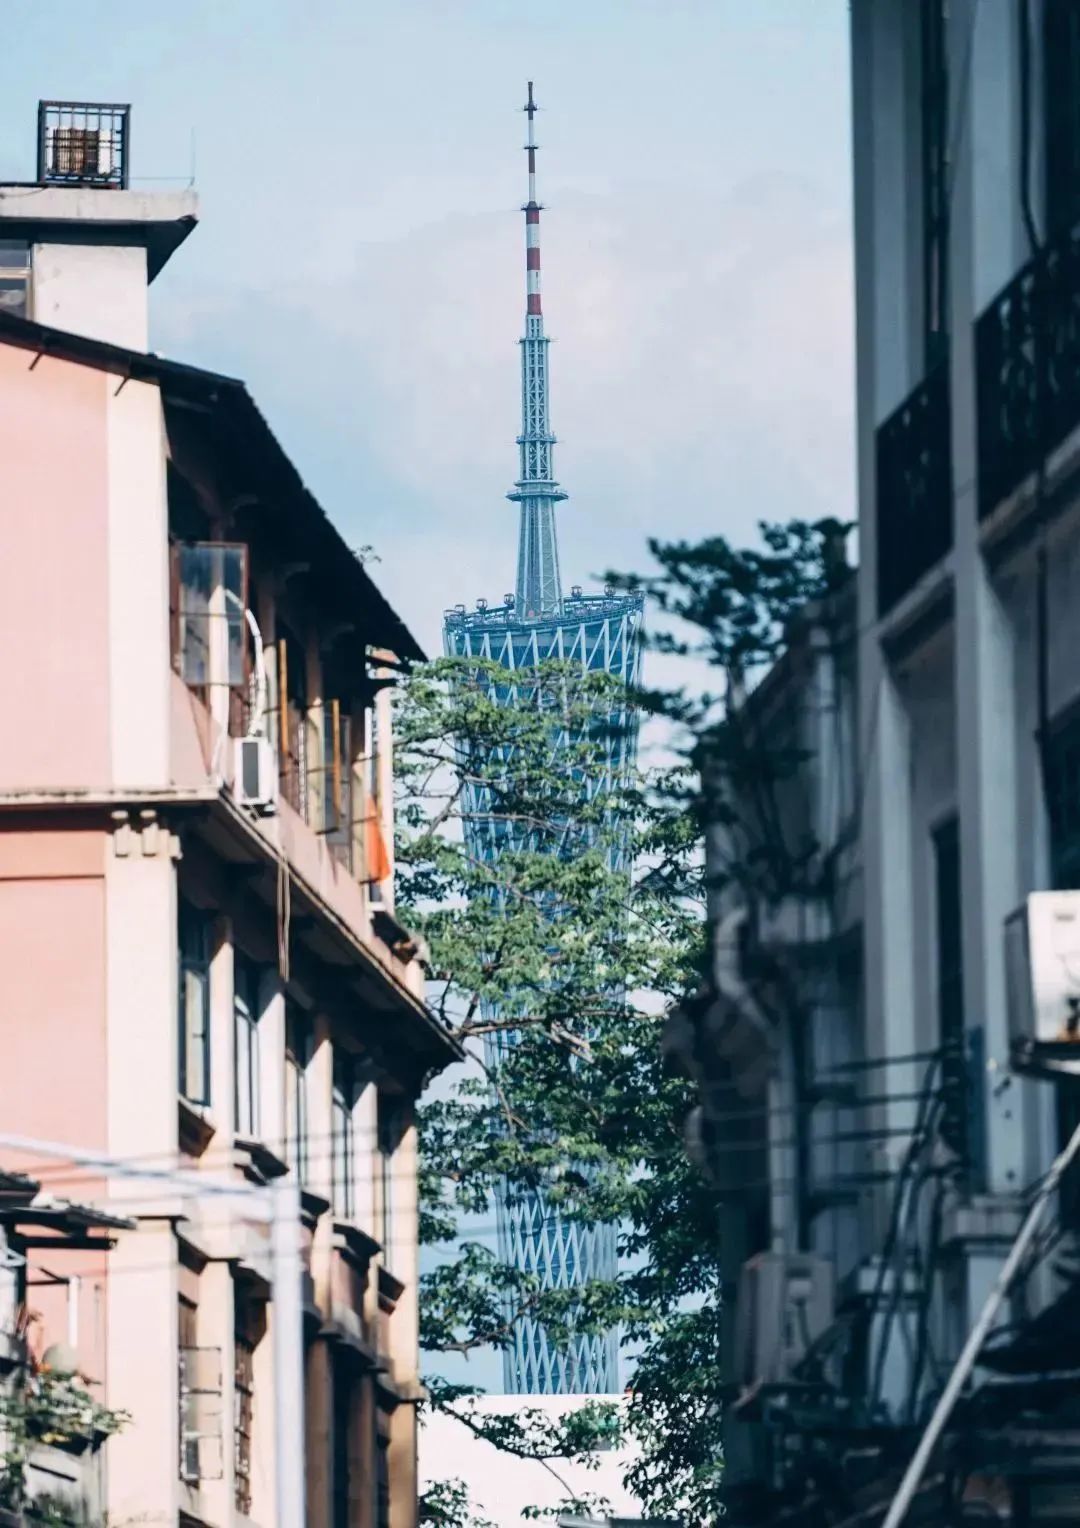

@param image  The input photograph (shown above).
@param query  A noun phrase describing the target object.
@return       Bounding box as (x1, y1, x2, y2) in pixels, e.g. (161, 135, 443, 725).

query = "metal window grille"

(178, 900, 212, 1108)
(178, 1324, 223, 1485)
(37, 101, 130, 189)
(233, 1336, 254, 1514)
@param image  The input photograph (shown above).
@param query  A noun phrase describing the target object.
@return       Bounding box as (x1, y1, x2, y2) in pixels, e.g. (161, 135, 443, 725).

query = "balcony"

(976, 225, 1080, 520)
(875, 360, 953, 615)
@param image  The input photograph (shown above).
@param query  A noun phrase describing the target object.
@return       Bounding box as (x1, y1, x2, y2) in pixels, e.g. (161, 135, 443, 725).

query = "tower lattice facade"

(443, 84, 643, 1395)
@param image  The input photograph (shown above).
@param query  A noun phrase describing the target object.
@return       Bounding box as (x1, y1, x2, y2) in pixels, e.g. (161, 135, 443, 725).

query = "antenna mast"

(509, 80, 566, 619)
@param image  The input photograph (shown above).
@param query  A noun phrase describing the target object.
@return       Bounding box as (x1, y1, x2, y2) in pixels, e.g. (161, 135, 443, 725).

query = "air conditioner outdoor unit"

(734, 1251, 834, 1393)
(232, 736, 277, 814)
(1006, 892, 1080, 1072)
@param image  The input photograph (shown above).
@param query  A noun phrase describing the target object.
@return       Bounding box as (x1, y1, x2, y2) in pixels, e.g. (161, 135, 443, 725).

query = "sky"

(2, 0, 854, 658)
(3, 0, 853, 1403)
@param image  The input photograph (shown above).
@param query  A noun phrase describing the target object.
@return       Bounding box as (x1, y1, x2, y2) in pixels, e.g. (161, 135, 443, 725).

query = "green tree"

(400, 520, 850, 1527)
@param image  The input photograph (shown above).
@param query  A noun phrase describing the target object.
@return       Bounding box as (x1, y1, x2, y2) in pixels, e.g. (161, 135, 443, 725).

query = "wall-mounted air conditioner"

(232, 736, 277, 815)
(1006, 892, 1080, 1073)
(733, 1251, 834, 1393)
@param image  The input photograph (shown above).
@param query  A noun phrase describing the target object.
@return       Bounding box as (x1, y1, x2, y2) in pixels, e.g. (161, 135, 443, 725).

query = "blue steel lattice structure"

(442, 84, 643, 1395)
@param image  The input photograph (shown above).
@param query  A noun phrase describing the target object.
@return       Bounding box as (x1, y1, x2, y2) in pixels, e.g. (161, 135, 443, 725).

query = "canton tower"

(443, 84, 643, 1395)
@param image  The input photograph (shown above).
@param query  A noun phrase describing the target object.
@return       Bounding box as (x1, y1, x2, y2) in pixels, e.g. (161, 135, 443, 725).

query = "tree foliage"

(399, 520, 850, 1527)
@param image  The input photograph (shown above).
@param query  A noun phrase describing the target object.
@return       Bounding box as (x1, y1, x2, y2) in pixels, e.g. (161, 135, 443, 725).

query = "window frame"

(233, 954, 261, 1142)
(284, 1006, 312, 1183)
(331, 1054, 357, 1220)
(0, 240, 31, 320)
(178, 900, 212, 1109)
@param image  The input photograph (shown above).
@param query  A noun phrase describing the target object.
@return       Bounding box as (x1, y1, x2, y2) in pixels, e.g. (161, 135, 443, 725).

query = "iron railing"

(37, 102, 130, 189)
(875, 359, 953, 614)
(977, 224, 1080, 519)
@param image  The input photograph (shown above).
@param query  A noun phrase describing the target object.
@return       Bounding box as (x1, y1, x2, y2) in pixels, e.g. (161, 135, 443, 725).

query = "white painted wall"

(32, 242, 149, 351)
(106, 377, 171, 787)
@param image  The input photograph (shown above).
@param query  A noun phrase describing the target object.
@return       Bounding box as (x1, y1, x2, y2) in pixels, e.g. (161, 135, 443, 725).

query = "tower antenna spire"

(524, 81, 542, 317)
(510, 79, 566, 617)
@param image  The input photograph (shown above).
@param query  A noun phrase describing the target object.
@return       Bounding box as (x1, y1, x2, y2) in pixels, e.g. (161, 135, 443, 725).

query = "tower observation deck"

(443, 85, 643, 1395)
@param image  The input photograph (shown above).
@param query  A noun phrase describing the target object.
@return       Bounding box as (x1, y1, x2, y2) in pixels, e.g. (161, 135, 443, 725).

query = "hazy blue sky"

(3, 0, 853, 656)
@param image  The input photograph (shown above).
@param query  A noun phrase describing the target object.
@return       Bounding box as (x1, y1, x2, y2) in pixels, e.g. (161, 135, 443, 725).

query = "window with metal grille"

(179, 900, 212, 1108)
(178, 1298, 223, 1486)
(234, 954, 261, 1141)
(920, 0, 950, 370)
(285, 1007, 311, 1183)
(233, 1333, 254, 1514)
(0, 241, 30, 320)
(332, 1054, 357, 1220)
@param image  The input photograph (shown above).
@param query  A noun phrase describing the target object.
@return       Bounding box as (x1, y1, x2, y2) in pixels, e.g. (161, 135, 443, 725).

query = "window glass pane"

(233, 956, 261, 1140)
(178, 901, 211, 1107)
(285, 1008, 310, 1182)
(332, 1055, 355, 1219)
(0, 279, 28, 318)
(175, 543, 248, 689)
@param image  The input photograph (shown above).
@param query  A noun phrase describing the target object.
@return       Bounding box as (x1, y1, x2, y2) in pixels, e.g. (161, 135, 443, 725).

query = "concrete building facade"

(668, 5, 1080, 1521)
(0, 103, 458, 1528)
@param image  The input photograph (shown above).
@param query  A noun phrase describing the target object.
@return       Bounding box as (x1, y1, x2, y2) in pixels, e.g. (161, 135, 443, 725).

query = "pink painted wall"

(0, 826, 109, 1381)
(0, 346, 111, 789)
(0, 829, 108, 1154)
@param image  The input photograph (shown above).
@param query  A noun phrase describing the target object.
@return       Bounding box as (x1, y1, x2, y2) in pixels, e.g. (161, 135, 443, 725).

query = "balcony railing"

(875, 359, 953, 614)
(976, 224, 1080, 519)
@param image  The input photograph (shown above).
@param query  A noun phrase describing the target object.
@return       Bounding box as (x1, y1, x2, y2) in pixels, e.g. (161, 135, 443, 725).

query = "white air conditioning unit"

(734, 1251, 834, 1392)
(1006, 892, 1080, 1067)
(232, 736, 277, 814)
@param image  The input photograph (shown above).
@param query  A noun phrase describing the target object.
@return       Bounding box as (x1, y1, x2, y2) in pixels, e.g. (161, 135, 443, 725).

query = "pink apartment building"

(0, 103, 458, 1527)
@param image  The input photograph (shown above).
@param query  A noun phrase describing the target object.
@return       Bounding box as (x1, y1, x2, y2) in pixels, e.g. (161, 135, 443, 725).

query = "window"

(276, 623, 310, 817)
(1044, 0, 1080, 236)
(233, 955, 261, 1141)
(377, 1094, 402, 1259)
(172, 543, 248, 697)
(178, 1297, 223, 1487)
(375, 1423, 391, 1528)
(934, 816, 967, 1160)
(920, 0, 949, 369)
(332, 1054, 357, 1220)
(179, 900, 212, 1108)
(233, 1331, 254, 1515)
(332, 1357, 352, 1528)
(0, 241, 30, 319)
(285, 1007, 311, 1183)
(364, 701, 392, 897)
